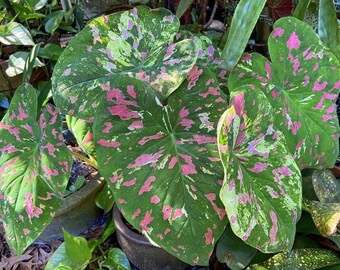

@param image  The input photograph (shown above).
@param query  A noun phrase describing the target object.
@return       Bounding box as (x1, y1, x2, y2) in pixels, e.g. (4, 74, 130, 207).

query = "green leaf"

(38, 43, 64, 61)
(220, 0, 266, 70)
(45, 243, 86, 270)
(63, 229, 92, 266)
(218, 88, 302, 253)
(52, 6, 197, 119)
(0, 84, 72, 255)
(318, 0, 340, 59)
(94, 70, 227, 265)
(293, 0, 311, 20)
(66, 115, 96, 159)
(26, 0, 48, 10)
(248, 248, 340, 269)
(95, 183, 114, 213)
(74, 5, 84, 31)
(176, 0, 194, 19)
(0, 22, 34, 46)
(37, 80, 52, 111)
(5, 50, 44, 78)
(216, 225, 257, 270)
(45, 10, 64, 33)
(23, 43, 42, 83)
(98, 215, 116, 244)
(228, 17, 340, 169)
(102, 248, 131, 270)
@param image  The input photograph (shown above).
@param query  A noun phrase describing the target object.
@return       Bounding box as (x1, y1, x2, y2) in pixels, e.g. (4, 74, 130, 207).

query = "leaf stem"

(70, 149, 98, 170)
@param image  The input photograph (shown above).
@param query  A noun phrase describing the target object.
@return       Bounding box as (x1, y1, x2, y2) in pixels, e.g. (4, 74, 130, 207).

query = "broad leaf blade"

(175, 0, 194, 19)
(218, 88, 302, 253)
(94, 70, 227, 265)
(52, 6, 197, 119)
(6, 51, 44, 77)
(312, 169, 340, 203)
(229, 17, 340, 169)
(292, 0, 311, 20)
(0, 22, 34, 46)
(103, 248, 131, 270)
(45, 10, 64, 34)
(0, 84, 71, 255)
(63, 229, 92, 265)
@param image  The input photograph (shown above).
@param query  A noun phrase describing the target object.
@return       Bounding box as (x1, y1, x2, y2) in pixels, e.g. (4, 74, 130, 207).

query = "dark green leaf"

(45, 10, 64, 33)
(99, 214, 116, 244)
(38, 43, 64, 61)
(95, 183, 114, 213)
(74, 5, 84, 31)
(63, 229, 92, 265)
(102, 248, 131, 270)
(293, 0, 311, 20)
(23, 43, 42, 83)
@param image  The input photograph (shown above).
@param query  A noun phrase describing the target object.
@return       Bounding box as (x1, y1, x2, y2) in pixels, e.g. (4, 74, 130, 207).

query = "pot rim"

(113, 204, 154, 247)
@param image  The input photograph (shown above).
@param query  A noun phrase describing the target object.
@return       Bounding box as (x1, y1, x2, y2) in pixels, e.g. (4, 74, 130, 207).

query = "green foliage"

(293, 0, 311, 20)
(101, 248, 131, 270)
(176, 0, 194, 19)
(95, 183, 114, 213)
(0, 22, 34, 45)
(5, 51, 44, 77)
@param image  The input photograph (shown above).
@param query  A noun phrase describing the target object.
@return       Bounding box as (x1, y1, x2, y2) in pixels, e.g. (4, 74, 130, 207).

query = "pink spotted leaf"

(0, 84, 72, 255)
(94, 68, 227, 265)
(217, 87, 302, 253)
(52, 6, 198, 119)
(228, 17, 340, 169)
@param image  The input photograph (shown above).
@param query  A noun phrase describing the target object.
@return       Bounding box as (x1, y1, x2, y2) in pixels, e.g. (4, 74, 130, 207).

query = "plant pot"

(37, 172, 105, 242)
(112, 205, 190, 270)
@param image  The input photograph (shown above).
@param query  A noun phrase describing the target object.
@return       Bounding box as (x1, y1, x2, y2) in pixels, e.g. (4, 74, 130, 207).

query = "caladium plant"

(218, 16, 339, 254)
(0, 4, 339, 268)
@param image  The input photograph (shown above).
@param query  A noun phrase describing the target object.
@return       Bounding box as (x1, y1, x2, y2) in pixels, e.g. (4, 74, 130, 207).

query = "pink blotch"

(238, 72, 245, 78)
(248, 162, 269, 173)
(25, 193, 43, 218)
(265, 62, 272, 81)
(192, 135, 216, 144)
(97, 139, 120, 148)
(179, 107, 189, 118)
(118, 199, 127, 204)
(296, 140, 304, 150)
(70, 96, 77, 103)
(315, 135, 319, 144)
(123, 177, 137, 187)
(313, 81, 328, 91)
(163, 206, 173, 220)
(172, 209, 184, 221)
(230, 215, 237, 224)
(127, 85, 136, 99)
(322, 115, 335, 122)
(199, 86, 220, 98)
(168, 156, 177, 169)
(138, 132, 164, 145)
(138, 176, 156, 195)
(272, 27, 284, 37)
(286, 32, 300, 50)
(205, 193, 226, 220)
(205, 228, 213, 245)
(269, 211, 278, 245)
(140, 210, 153, 231)
(103, 122, 113, 133)
(108, 105, 139, 120)
(233, 92, 245, 115)
(151, 195, 160, 204)
(179, 118, 195, 131)
(23, 229, 30, 235)
(313, 63, 319, 71)
(127, 150, 163, 168)
(132, 208, 141, 219)
(303, 76, 310, 86)
(64, 68, 71, 76)
(128, 121, 143, 130)
(165, 228, 170, 235)
(41, 165, 59, 180)
(17, 107, 28, 120)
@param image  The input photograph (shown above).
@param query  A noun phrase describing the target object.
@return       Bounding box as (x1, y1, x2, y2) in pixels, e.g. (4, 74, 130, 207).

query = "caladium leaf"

(312, 169, 340, 203)
(94, 68, 227, 265)
(52, 6, 198, 119)
(66, 115, 96, 160)
(229, 17, 340, 169)
(0, 84, 72, 255)
(218, 87, 302, 253)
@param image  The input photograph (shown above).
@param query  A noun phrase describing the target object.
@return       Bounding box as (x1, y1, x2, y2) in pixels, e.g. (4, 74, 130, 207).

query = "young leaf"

(45, 10, 64, 34)
(23, 43, 42, 84)
(318, 0, 340, 58)
(175, 0, 194, 19)
(0, 84, 72, 255)
(102, 248, 131, 270)
(218, 88, 302, 253)
(220, 0, 266, 70)
(229, 17, 340, 169)
(26, 0, 48, 11)
(52, 6, 197, 119)
(94, 70, 227, 265)
(0, 22, 34, 46)
(63, 229, 92, 266)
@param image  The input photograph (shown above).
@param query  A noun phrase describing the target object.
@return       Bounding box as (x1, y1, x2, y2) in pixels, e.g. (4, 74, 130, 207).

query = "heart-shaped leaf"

(218, 87, 302, 253)
(0, 84, 72, 255)
(94, 67, 227, 265)
(229, 17, 340, 169)
(52, 6, 198, 119)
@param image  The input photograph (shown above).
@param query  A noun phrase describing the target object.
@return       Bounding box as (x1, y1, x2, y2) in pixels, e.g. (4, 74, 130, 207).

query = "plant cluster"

(0, 0, 339, 269)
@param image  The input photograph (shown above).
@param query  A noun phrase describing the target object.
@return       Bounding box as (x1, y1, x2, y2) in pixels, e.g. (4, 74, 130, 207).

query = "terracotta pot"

(37, 172, 104, 242)
(112, 205, 190, 270)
